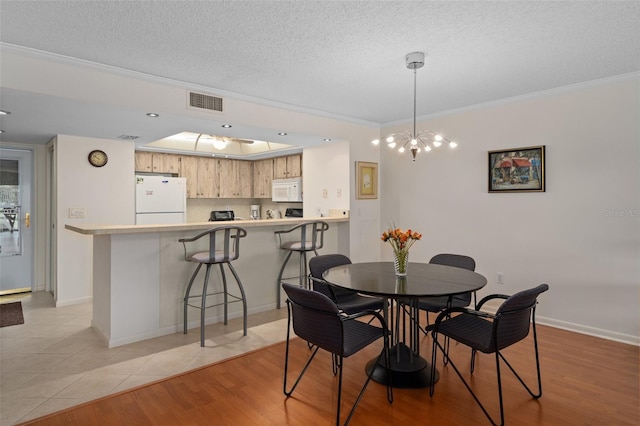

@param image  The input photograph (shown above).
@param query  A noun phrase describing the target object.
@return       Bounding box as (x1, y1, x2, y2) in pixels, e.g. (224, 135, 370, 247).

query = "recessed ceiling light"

(146, 113, 159, 117)
(278, 132, 287, 136)
(323, 138, 332, 142)
(221, 124, 232, 128)
(0, 110, 10, 115)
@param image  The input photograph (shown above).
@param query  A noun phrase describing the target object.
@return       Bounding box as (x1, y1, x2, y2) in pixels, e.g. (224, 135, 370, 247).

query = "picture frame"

(488, 145, 545, 193)
(356, 161, 378, 199)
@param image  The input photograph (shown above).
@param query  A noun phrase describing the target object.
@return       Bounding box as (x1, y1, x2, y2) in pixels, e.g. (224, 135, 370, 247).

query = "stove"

(285, 208, 303, 218)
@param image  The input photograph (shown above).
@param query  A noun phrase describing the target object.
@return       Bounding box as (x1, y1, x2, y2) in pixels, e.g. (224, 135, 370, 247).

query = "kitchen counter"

(65, 215, 348, 235)
(66, 216, 349, 347)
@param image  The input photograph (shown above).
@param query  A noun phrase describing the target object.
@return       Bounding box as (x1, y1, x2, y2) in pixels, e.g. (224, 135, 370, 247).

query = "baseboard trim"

(537, 316, 639, 346)
(55, 295, 92, 307)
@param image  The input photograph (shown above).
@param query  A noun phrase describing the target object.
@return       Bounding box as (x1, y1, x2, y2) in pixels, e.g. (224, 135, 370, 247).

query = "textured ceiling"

(0, 0, 639, 147)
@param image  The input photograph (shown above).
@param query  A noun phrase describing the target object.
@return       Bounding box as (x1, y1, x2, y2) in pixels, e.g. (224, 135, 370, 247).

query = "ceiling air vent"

(188, 91, 224, 113)
(117, 134, 139, 140)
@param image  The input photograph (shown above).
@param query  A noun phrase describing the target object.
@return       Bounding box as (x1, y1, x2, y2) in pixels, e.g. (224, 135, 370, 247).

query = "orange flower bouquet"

(381, 227, 422, 276)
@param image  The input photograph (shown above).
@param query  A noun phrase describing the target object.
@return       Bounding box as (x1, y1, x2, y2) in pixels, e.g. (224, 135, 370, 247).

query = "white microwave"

(272, 178, 303, 202)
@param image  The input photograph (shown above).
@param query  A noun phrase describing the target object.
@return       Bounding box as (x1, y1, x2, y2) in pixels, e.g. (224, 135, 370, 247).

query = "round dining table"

(323, 261, 487, 388)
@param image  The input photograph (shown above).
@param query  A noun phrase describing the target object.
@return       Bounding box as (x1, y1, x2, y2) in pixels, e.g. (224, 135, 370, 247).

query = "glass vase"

(394, 250, 409, 277)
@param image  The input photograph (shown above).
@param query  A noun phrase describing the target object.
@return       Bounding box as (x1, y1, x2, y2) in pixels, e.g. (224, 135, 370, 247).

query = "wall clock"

(88, 149, 108, 167)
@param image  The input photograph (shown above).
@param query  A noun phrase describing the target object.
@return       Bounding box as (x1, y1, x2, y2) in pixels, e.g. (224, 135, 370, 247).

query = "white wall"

(379, 75, 640, 344)
(349, 132, 382, 263)
(55, 135, 135, 305)
(303, 140, 350, 217)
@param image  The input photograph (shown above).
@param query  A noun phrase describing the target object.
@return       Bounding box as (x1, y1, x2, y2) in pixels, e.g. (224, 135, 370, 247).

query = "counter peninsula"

(66, 217, 349, 347)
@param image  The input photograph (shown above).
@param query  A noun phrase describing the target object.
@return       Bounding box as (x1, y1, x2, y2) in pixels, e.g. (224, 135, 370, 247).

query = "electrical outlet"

(337, 188, 342, 198)
(497, 272, 504, 285)
(69, 207, 86, 219)
(322, 189, 328, 198)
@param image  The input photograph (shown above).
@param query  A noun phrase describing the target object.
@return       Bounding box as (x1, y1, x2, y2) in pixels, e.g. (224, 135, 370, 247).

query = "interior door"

(0, 148, 33, 294)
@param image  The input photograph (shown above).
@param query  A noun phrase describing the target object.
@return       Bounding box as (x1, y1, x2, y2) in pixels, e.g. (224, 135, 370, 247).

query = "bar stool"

(275, 220, 329, 309)
(179, 225, 248, 347)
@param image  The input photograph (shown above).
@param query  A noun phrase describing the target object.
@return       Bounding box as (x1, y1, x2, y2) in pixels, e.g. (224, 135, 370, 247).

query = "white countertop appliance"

(135, 175, 186, 224)
(272, 177, 302, 202)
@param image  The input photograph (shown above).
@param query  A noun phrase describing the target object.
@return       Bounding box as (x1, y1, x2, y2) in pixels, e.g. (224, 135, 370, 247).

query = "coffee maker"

(250, 204, 261, 220)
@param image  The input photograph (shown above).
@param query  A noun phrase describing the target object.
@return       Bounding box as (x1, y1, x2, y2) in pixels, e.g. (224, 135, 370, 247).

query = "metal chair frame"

(179, 226, 248, 347)
(429, 284, 549, 426)
(275, 220, 329, 308)
(282, 283, 393, 426)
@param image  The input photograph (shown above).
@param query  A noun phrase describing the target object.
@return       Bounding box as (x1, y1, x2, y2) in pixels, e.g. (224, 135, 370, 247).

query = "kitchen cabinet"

(136, 151, 300, 199)
(273, 154, 301, 179)
(152, 153, 181, 174)
(219, 159, 253, 198)
(135, 152, 181, 175)
(135, 151, 153, 172)
(180, 156, 219, 198)
(253, 158, 273, 198)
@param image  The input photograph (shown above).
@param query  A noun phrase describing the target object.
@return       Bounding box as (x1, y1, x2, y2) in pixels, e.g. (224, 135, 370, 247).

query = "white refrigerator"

(135, 175, 187, 224)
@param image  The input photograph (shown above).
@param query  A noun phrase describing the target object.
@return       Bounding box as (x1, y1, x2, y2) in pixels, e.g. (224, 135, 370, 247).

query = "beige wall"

(378, 75, 640, 344)
(54, 135, 135, 305)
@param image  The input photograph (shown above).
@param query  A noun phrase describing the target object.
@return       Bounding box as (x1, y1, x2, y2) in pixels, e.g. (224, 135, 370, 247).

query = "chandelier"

(372, 52, 457, 161)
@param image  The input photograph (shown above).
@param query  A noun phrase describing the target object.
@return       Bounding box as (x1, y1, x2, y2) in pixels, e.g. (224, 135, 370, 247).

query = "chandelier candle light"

(372, 52, 457, 161)
(381, 227, 422, 277)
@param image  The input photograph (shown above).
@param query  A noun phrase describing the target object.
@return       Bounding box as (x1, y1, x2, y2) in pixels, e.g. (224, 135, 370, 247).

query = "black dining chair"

(430, 283, 549, 426)
(282, 282, 393, 426)
(416, 253, 477, 334)
(308, 254, 385, 315)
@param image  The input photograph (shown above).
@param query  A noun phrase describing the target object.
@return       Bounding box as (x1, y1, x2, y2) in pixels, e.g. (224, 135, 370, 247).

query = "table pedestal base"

(366, 342, 439, 389)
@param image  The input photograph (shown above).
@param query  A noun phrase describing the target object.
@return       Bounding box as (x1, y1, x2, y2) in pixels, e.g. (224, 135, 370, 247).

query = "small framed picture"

(356, 161, 378, 199)
(488, 146, 545, 193)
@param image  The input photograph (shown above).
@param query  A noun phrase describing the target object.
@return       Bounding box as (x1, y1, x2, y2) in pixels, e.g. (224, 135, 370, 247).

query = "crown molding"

(382, 71, 640, 128)
(0, 42, 379, 128)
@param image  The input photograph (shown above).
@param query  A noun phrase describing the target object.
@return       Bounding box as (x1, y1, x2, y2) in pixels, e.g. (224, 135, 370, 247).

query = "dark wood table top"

(323, 261, 487, 299)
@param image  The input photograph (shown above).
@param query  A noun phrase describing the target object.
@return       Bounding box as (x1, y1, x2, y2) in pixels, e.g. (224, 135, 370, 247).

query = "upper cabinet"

(219, 159, 253, 198)
(180, 156, 219, 198)
(134, 151, 153, 172)
(253, 159, 273, 199)
(153, 153, 181, 174)
(134, 151, 299, 199)
(135, 152, 181, 175)
(273, 154, 301, 179)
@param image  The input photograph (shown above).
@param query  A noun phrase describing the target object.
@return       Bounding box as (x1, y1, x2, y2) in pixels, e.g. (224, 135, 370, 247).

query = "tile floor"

(0, 292, 288, 425)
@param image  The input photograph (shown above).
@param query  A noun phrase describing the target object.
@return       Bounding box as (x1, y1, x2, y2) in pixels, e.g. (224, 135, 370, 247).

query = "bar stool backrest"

(300, 220, 329, 250)
(276, 220, 330, 251)
(180, 225, 247, 264)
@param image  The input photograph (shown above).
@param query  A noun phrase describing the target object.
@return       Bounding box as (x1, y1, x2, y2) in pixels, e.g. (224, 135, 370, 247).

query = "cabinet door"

(180, 155, 199, 198)
(273, 154, 302, 179)
(153, 153, 181, 174)
(253, 159, 273, 198)
(135, 152, 153, 172)
(198, 157, 219, 198)
(219, 159, 252, 198)
(237, 160, 253, 198)
(273, 156, 288, 179)
(218, 159, 237, 198)
(287, 154, 302, 177)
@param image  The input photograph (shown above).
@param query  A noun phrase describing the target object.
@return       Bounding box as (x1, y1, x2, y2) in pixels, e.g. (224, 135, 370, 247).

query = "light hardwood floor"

(17, 314, 639, 425)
